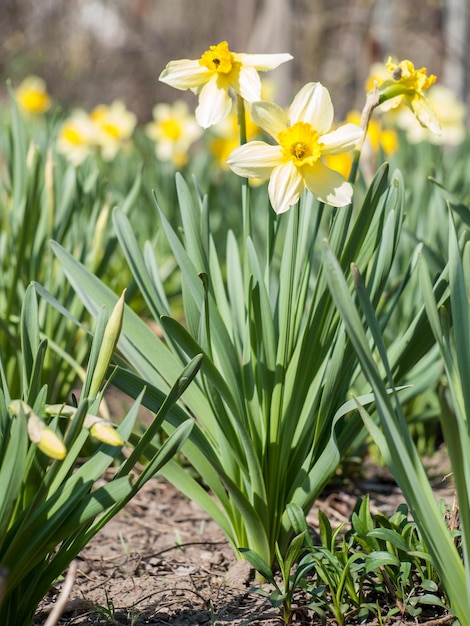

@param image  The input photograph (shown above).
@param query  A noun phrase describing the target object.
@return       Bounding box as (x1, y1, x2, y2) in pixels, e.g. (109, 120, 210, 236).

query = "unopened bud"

(89, 421, 124, 447)
(27, 412, 67, 460)
(88, 290, 126, 399)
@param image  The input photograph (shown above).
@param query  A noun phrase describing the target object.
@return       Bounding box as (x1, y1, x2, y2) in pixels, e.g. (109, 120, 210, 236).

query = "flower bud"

(84, 414, 124, 447)
(27, 412, 67, 460)
(88, 290, 126, 399)
(89, 422, 124, 447)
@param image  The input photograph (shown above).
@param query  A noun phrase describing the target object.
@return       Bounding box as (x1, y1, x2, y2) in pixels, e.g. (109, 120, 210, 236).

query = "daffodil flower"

(227, 82, 363, 214)
(91, 101, 137, 160)
(15, 76, 51, 115)
(146, 100, 203, 166)
(56, 110, 98, 165)
(375, 58, 440, 135)
(159, 41, 293, 128)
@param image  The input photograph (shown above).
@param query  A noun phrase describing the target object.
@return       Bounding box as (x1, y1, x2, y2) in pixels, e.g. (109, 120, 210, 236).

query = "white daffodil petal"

(250, 101, 288, 140)
(235, 52, 293, 71)
(321, 123, 364, 154)
(228, 141, 284, 178)
(159, 59, 211, 90)
(288, 82, 334, 133)
(411, 94, 441, 135)
(196, 77, 233, 128)
(238, 67, 262, 102)
(268, 161, 305, 214)
(303, 160, 353, 207)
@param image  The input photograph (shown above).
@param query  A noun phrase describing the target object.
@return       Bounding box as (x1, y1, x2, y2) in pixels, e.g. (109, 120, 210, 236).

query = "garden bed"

(34, 454, 455, 626)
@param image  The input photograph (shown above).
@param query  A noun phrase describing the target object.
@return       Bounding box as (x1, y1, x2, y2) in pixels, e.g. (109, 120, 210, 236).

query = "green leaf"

(239, 548, 277, 586)
(365, 551, 400, 572)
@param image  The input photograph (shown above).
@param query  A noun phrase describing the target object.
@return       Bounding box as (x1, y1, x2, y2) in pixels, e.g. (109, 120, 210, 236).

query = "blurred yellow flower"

(210, 109, 260, 168)
(56, 110, 98, 165)
(15, 75, 51, 115)
(228, 82, 363, 213)
(322, 151, 353, 180)
(159, 41, 292, 128)
(146, 100, 203, 167)
(370, 57, 440, 135)
(91, 100, 137, 160)
(346, 110, 397, 156)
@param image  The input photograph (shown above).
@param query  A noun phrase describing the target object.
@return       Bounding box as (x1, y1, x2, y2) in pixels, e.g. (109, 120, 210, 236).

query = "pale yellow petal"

(235, 52, 293, 71)
(237, 66, 262, 102)
(196, 76, 233, 128)
(288, 82, 333, 133)
(302, 160, 353, 207)
(228, 141, 284, 178)
(159, 59, 211, 90)
(250, 101, 287, 140)
(320, 123, 364, 154)
(268, 161, 305, 214)
(411, 94, 441, 135)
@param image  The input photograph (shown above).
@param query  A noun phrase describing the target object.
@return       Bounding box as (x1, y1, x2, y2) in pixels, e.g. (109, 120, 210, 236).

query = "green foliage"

(323, 206, 470, 623)
(0, 286, 199, 626)
(0, 87, 144, 400)
(49, 153, 440, 568)
(243, 498, 448, 625)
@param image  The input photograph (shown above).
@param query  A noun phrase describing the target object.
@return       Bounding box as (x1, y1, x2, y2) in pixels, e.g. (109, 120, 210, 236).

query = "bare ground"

(34, 455, 455, 626)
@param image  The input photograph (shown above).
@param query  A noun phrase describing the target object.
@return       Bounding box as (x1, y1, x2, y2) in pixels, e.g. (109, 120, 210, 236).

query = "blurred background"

(1, 0, 468, 122)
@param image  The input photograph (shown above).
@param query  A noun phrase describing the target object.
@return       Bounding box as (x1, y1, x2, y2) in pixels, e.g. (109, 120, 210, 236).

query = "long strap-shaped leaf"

(324, 241, 470, 623)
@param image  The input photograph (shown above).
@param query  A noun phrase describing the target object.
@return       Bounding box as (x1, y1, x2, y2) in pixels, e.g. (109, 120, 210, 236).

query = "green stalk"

(267, 203, 300, 551)
(237, 95, 251, 251)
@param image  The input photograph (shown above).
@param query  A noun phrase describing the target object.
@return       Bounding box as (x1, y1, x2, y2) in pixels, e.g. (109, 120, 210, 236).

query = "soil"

(34, 454, 456, 626)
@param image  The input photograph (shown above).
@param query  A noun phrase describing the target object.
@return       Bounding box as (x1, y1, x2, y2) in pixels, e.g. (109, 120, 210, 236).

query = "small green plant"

(0, 285, 200, 626)
(242, 499, 449, 625)
(240, 505, 316, 624)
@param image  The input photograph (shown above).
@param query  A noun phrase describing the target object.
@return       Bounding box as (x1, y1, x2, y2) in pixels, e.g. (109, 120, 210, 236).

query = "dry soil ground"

(34, 456, 456, 626)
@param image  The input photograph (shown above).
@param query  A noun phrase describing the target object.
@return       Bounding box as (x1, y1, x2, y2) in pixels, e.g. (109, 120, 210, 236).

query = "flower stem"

(348, 84, 380, 184)
(237, 95, 251, 248)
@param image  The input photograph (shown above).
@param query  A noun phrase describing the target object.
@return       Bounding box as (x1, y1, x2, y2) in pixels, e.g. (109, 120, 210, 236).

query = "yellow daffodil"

(15, 75, 51, 115)
(146, 100, 203, 167)
(159, 41, 293, 128)
(56, 110, 98, 165)
(91, 100, 137, 160)
(228, 82, 363, 214)
(395, 85, 466, 146)
(374, 57, 440, 135)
